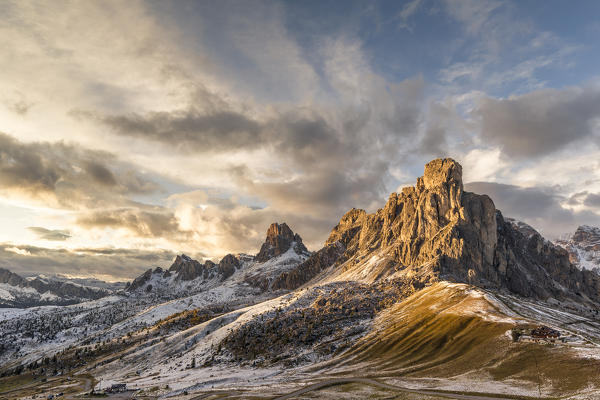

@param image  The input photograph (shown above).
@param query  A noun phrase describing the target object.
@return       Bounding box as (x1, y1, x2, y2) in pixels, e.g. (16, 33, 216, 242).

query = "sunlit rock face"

(255, 222, 309, 263)
(276, 158, 600, 303)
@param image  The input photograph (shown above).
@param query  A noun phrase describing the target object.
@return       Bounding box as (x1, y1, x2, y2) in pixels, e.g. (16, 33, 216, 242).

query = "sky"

(1, 0, 600, 280)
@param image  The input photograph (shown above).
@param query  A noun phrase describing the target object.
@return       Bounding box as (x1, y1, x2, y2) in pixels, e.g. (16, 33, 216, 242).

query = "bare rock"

(255, 222, 308, 262)
(169, 254, 205, 281)
(280, 157, 600, 303)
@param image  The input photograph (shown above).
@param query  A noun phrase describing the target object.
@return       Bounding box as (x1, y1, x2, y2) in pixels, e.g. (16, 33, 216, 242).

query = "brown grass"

(334, 283, 600, 397)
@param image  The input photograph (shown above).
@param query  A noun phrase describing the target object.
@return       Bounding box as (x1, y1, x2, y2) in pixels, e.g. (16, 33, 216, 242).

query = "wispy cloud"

(27, 227, 71, 241)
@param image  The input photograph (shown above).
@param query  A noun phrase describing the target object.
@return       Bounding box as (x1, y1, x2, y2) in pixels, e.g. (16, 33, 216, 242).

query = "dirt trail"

(271, 377, 540, 400)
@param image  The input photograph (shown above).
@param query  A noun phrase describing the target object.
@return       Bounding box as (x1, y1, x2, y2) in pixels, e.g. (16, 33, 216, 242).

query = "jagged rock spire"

(255, 222, 308, 262)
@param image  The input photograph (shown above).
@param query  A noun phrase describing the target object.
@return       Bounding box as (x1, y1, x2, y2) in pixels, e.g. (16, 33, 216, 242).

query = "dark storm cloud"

(27, 227, 71, 241)
(475, 86, 600, 159)
(0, 132, 160, 208)
(76, 207, 183, 238)
(465, 181, 600, 238)
(0, 243, 178, 280)
(94, 109, 263, 152)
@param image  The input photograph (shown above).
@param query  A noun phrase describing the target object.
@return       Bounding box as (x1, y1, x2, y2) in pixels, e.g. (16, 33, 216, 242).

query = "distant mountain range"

(0, 268, 124, 308)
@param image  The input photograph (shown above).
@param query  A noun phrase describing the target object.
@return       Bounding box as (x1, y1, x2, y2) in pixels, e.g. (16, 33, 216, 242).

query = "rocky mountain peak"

(422, 157, 463, 190)
(265, 222, 294, 242)
(572, 225, 600, 249)
(278, 158, 600, 304)
(255, 222, 308, 262)
(556, 225, 600, 273)
(168, 254, 206, 281)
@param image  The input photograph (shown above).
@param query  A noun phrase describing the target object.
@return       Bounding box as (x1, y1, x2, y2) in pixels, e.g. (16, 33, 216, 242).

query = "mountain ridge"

(270, 158, 600, 304)
(125, 222, 311, 296)
(0, 267, 111, 307)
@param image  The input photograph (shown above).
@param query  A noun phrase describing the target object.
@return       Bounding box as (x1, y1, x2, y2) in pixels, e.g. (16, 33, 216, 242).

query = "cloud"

(0, 132, 161, 209)
(439, 0, 575, 92)
(396, 0, 423, 31)
(81, 68, 426, 224)
(443, 0, 502, 35)
(584, 193, 600, 208)
(465, 181, 600, 238)
(475, 86, 600, 158)
(168, 189, 333, 254)
(76, 207, 183, 238)
(2, 92, 33, 115)
(93, 109, 263, 153)
(460, 148, 507, 182)
(0, 243, 177, 281)
(27, 227, 71, 241)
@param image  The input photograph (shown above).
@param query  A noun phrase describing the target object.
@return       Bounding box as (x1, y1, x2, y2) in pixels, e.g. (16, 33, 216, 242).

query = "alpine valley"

(2, 159, 600, 400)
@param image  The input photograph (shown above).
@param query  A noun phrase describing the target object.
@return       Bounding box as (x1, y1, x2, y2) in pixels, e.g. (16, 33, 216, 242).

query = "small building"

(106, 383, 127, 393)
(531, 326, 561, 339)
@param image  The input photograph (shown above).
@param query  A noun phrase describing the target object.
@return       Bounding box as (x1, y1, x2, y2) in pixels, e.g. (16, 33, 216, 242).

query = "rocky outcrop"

(127, 252, 247, 294)
(279, 158, 600, 303)
(218, 254, 240, 280)
(557, 226, 600, 272)
(0, 268, 27, 286)
(573, 225, 600, 248)
(127, 268, 156, 291)
(169, 254, 206, 281)
(126, 224, 310, 295)
(255, 223, 308, 262)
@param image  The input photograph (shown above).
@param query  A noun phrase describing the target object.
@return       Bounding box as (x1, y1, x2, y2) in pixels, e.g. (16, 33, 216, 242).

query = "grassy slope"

(333, 283, 600, 397)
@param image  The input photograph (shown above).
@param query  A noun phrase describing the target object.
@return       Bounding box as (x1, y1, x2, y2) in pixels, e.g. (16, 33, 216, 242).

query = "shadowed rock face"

(218, 254, 240, 279)
(276, 158, 600, 303)
(169, 254, 206, 281)
(0, 268, 27, 286)
(255, 222, 308, 262)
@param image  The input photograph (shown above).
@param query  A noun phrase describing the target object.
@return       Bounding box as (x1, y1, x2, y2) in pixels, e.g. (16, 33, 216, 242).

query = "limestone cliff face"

(277, 158, 600, 303)
(323, 158, 496, 286)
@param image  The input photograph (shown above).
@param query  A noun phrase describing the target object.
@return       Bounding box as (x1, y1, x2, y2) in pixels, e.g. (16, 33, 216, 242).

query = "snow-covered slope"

(125, 223, 311, 299)
(556, 225, 600, 273)
(0, 222, 311, 368)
